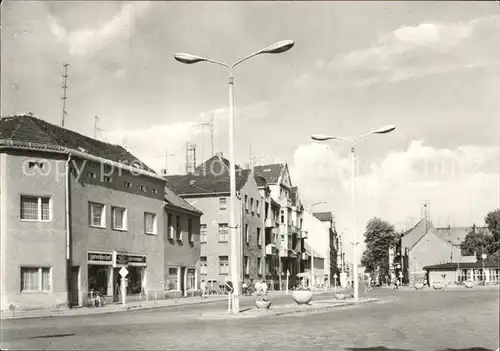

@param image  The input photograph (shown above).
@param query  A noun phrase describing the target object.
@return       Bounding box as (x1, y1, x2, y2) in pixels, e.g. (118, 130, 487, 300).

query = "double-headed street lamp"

(174, 40, 294, 314)
(311, 124, 396, 300)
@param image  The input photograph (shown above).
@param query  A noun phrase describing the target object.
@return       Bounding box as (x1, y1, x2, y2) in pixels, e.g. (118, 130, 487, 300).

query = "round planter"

(334, 293, 346, 300)
(464, 281, 474, 289)
(432, 282, 443, 290)
(255, 299, 271, 309)
(414, 282, 424, 290)
(292, 290, 313, 305)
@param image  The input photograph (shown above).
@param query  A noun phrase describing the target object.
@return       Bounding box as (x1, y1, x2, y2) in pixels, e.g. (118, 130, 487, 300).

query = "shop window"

(218, 223, 229, 242)
(20, 195, 50, 221)
(144, 212, 157, 234)
(20, 267, 51, 292)
(126, 266, 144, 295)
(167, 267, 179, 290)
(200, 224, 207, 243)
(200, 257, 207, 275)
(187, 268, 196, 290)
(219, 256, 229, 274)
(89, 202, 105, 227)
(88, 265, 109, 296)
(112, 206, 127, 230)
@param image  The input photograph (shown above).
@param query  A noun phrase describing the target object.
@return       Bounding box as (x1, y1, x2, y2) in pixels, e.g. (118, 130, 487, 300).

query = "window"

(257, 228, 261, 246)
(124, 181, 132, 188)
(245, 224, 249, 244)
(139, 184, 147, 192)
(219, 197, 227, 210)
(144, 212, 157, 234)
(250, 198, 254, 214)
(187, 268, 196, 290)
(281, 214, 284, 224)
(219, 256, 229, 274)
(89, 202, 105, 227)
(87, 172, 96, 179)
(167, 267, 179, 290)
(244, 256, 249, 275)
(21, 267, 51, 292)
(188, 218, 193, 242)
(152, 189, 158, 194)
(20, 195, 50, 221)
(176, 216, 182, 240)
(167, 214, 174, 239)
(111, 206, 127, 230)
(218, 223, 229, 242)
(200, 257, 208, 275)
(256, 200, 260, 215)
(103, 176, 112, 183)
(245, 195, 248, 211)
(257, 258, 262, 275)
(200, 224, 207, 243)
(27, 161, 46, 170)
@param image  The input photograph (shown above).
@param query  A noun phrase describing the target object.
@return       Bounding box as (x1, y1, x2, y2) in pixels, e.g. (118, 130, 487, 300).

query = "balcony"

(279, 224, 289, 235)
(265, 244, 278, 255)
(265, 217, 274, 228)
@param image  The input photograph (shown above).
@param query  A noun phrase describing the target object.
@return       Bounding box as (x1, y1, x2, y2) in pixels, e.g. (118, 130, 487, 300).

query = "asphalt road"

(1, 288, 498, 350)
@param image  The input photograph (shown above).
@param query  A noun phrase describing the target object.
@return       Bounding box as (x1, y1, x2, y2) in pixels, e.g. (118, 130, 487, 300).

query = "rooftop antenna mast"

(94, 116, 102, 139)
(60, 63, 69, 127)
(194, 113, 215, 160)
(185, 143, 197, 174)
(13, 82, 19, 114)
(164, 147, 175, 175)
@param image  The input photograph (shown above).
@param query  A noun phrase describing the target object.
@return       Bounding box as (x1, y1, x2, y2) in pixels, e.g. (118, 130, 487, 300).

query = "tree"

(485, 209, 500, 253)
(361, 217, 400, 278)
(460, 226, 494, 259)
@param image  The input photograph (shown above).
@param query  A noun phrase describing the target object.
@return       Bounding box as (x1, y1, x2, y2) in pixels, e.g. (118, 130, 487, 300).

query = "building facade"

(0, 114, 202, 310)
(166, 155, 264, 292)
(312, 212, 339, 286)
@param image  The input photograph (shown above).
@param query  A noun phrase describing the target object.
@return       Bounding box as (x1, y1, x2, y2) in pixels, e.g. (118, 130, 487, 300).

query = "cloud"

(295, 15, 500, 89)
(291, 140, 499, 260)
(48, 2, 151, 56)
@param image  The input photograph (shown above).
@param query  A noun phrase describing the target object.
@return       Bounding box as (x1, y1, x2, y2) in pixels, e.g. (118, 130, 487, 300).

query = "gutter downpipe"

(65, 154, 72, 308)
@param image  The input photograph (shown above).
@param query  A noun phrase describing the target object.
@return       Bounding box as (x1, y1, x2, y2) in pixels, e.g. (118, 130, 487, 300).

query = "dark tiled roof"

(254, 164, 284, 184)
(424, 256, 499, 270)
(165, 186, 203, 215)
(165, 169, 252, 196)
(254, 174, 267, 188)
(0, 114, 155, 172)
(313, 212, 333, 222)
(434, 226, 489, 245)
(194, 155, 242, 176)
(401, 219, 434, 250)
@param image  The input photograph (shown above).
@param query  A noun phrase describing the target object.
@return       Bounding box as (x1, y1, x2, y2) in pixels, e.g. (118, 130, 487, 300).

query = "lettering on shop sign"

(116, 254, 128, 265)
(128, 255, 146, 264)
(88, 253, 112, 262)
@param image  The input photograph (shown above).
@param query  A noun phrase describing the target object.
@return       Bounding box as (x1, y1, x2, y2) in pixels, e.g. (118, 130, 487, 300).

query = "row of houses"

(393, 219, 499, 286)
(0, 114, 343, 311)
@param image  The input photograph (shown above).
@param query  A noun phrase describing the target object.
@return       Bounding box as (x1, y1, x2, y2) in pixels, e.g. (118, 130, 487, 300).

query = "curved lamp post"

(175, 40, 294, 314)
(311, 124, 396, 301)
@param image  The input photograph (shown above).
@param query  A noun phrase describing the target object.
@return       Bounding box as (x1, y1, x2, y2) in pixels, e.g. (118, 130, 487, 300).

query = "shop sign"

(88, 252, 112, 263)
(115, 253, 129, 266)
(128, 255, 147, 264)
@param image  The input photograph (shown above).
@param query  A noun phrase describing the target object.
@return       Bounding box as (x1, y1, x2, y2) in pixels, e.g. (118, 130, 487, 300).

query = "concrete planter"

(432, 282, 443, 290)
(414, 282, 424, 290)
(255, 299, 272, 309)
(292, 290, 313, 305)
(334, 293, 346, 300)
(464, 281, 474, 288)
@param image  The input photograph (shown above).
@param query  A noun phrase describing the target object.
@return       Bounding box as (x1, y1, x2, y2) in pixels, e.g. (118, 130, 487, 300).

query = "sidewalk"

(198, 297, 380, 320)
(1, 289, 333, 320)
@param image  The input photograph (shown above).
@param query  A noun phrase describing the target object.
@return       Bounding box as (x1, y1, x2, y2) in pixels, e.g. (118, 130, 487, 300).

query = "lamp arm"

(231, 51, 261, 69)
(205, 58, 230, 69)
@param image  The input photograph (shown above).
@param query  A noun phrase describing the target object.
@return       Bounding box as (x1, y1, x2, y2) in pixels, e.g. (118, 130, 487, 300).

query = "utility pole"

(13, 83, 19, 114)
(60, 64, 69, 127)
(164, 148, 175, 175)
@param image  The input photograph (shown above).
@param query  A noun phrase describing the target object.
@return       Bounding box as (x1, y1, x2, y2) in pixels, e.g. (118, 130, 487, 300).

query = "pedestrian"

(200, 279, 206, 298)
(254, 280, 262, 295)
(262, 280, 268, 295)
(395, 279, 400, 290)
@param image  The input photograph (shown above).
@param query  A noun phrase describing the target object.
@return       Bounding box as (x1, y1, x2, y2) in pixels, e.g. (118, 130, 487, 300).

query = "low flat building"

(424, 255, 500, 285)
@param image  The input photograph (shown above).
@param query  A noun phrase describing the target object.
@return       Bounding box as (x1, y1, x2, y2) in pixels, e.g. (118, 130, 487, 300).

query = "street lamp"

(175, 40, 294, 314)
(306, 201, 327, 288)
(311, 124, 396, 301)
(481, 253, 487, 284)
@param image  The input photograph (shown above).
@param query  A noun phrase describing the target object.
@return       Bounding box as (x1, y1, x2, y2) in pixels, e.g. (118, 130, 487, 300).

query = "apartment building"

(254, 163, 302, 289)
(165, 155, 264, 292)
(0, 114, 202, 310)
(312, 211, 339, 286)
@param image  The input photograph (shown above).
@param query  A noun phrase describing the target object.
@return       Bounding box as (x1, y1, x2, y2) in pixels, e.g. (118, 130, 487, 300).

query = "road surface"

(1, 288, 498, 350)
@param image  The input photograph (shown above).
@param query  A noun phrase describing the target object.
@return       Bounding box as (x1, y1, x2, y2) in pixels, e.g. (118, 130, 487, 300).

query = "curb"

(0, 297, 227, 321)
(197, 298, 380, 320)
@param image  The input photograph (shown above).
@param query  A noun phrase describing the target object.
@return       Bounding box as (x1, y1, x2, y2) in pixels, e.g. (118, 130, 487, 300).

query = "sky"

(2, 1, 500, 261)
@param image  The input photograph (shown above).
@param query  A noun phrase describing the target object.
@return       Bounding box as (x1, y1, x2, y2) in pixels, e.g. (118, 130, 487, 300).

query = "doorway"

(70, 266, 80, 307)
(180, 266, 186, 296)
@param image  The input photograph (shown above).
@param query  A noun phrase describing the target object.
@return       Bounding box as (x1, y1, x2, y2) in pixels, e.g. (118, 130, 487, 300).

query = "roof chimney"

(216, 152, 223, 157)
